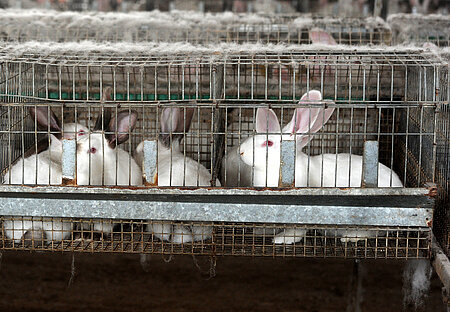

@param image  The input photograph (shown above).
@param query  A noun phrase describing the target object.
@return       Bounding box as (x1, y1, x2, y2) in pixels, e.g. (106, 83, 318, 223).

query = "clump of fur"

(402, 259, 433, 310)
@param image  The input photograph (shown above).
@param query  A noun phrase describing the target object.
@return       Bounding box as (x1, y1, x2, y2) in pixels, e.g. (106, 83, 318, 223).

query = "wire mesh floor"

(0, 218, 431, 259)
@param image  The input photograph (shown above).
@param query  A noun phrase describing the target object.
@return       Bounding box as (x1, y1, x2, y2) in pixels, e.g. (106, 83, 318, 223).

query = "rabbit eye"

(78, 130, 85, 136)
(262, 140, 273, 147)
(88, 147, 97, 154)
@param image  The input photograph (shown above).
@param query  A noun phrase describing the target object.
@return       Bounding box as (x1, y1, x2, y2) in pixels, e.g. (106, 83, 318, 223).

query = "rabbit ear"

(106, 110, 138, 148)
(309, 29, 337, 45)
(290, 90, 322, 134)
(49, 134, 62, 147)
(94, 87, 113, 131)
(282, 90, 327, 148)
(160, 107, 194, 147)
(161, 107, 180, 134)
(101, 86, 113, 102)
(29, 106, 62, 135)
(294, 91, 335, 149)
(309, 107, 335, 134)
(93, 107, 112, 131)
(256, 108, 280, 134)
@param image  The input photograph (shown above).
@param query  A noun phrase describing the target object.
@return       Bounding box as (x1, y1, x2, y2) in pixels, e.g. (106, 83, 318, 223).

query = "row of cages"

(0, 10, 393, 45)
(0, 11, 449, 46)
(0, 10, 445, 47)
(0, 218, 431, 259)
(0, 44, 447, 258)
(388, 13, 450, 47)
(0, 46, 444, 103)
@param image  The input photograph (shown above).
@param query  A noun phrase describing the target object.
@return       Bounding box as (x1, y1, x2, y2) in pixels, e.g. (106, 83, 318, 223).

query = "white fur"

(76, 133, 142, 186)
(222, 108, 281, 187)
(274, 153, 403, 244)
(2, 135, 72, 243)
(156, 139, 218, 244)
(136, 108, 219, 244)
(136, 139, 219, 244)
(221, 90, 403, 244)
(76, 132, 142, 233)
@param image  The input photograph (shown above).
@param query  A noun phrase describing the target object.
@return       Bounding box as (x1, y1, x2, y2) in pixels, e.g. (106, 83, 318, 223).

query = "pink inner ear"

(294, 90, 323, 134)
(256, 108, 280, 134)
(299, 90, 322, 102)
(309, 107, 335, 134)
(161, 108, 180, 133)
(310, 30, 337, 45)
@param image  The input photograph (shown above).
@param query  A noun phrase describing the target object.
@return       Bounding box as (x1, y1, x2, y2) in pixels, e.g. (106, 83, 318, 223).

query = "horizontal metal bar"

(0, 186, 434, 226)
(1, 101, 442, 108)
(0, 185, 432, 197)
(0, 197, 432, 227)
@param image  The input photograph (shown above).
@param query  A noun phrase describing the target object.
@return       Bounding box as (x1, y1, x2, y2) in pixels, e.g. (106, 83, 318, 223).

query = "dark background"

(0, 252, 445, 311)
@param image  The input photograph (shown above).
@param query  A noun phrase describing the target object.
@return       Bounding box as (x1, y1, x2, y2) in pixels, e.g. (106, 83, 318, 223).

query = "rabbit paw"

(253, 227, 277, 236)
(93, 222, 114, 235)
(190, 225, 212, 242)
(171, 225, 193, 244)
(273, 229, 306, 244)
(149, 223, 172, 242)
(339, 230, 371, 243)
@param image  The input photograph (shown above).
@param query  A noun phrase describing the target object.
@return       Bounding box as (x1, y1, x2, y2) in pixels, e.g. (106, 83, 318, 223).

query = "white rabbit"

(2, 107, 72, 244)
(276, 90, 403, 244)
(221, 107, 288, 237)
(135, 107, 219, 244)
(76, 109, 142, 234)
(221, 90, 403, 244)
(221, 108, 282, 187)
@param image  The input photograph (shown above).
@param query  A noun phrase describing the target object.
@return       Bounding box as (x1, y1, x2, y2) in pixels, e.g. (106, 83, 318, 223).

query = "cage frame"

(0, 44, 446, 260)
(0, 10, 391, 45)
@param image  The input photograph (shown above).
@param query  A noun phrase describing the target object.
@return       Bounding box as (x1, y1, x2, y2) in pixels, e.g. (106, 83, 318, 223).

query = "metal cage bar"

(0, 44, 445, 258)
(388, 13, 450, 47)
(0, 10, 391, 45)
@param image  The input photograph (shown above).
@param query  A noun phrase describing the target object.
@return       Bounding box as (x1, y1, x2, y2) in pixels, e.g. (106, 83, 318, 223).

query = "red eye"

(262, 140, 274, 147)
(78, 130, 85, 136)
(88, 147, 97, 154)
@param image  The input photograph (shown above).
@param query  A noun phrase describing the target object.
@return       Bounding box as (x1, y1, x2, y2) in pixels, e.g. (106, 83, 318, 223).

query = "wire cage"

(388, 13, 450, 47)
(0, 10, 391, 45)
(434, 51, 450, 256)
(0, 43, 446, 259)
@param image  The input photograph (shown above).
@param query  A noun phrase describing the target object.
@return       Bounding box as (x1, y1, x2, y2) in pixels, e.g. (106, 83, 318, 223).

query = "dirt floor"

(0, 252, 445, 312)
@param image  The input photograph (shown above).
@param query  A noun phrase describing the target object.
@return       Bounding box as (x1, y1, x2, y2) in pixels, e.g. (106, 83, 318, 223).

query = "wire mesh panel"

(434, 57, 450, 256)
(0, 43, 443, 103)
(0, 217, 431, 259)
(0, 44, 444, 258)
(388, 13, 450, 47)
(0, 187, 435, 259)
(0, 10, 391, 45)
